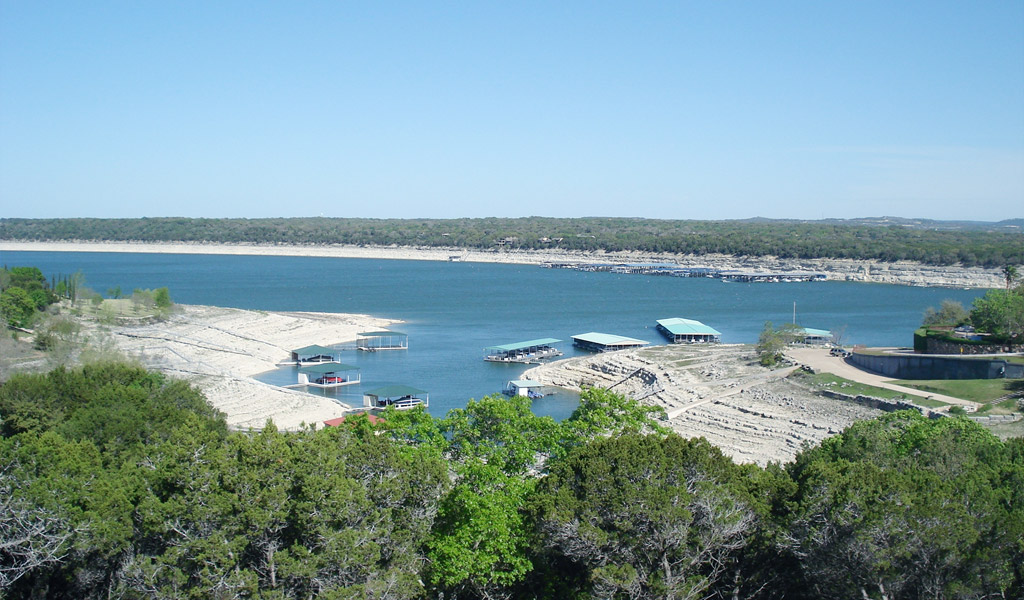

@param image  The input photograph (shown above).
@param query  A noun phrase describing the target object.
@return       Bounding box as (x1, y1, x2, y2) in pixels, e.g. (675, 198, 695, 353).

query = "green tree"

(783, 411, 1021, 599)
(531, 432, 757, 600)
(0, 287, 38, 329)
(756, 321, 801, 366)
(921, 299, 969, 326)
(970, 287, 1024, 343)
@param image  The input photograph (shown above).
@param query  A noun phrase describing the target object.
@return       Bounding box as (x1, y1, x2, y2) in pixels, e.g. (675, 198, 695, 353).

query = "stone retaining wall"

(969, 414, 1023, 424)
(923, 337, 1021, 356)
(850, 352, 1022, 380)
(819, 390, 944, 419)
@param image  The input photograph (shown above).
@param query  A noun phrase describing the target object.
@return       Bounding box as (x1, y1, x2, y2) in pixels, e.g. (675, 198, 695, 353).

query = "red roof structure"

(323, 413, 385, 427)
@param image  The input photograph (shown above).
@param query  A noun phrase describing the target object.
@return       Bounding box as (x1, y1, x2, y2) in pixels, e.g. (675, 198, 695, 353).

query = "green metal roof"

(800, 327, 832, 337)
(358, 330, 407, 337)
(484, 338, 562, 352)
(572, 332, 649, 346)
(508, 380, 540, 388)
(656, 318, 722, 336)
(299, 362, 360, 374)
(364, 385, 428, 398)
(292, 344, 336, 356)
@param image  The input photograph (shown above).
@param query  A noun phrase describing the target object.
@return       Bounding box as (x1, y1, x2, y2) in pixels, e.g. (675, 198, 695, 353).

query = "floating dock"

(484, 338, 563, 363)
(363, 385, 429, 410)
(357, 331, 409, 351)
(656, 318, 722, 343)
(571, 332, 650, 353)
(503, 379, 545, 399)
(296, 362, 361, 388)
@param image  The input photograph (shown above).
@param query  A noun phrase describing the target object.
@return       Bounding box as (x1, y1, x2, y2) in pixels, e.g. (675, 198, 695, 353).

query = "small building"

(357, 331, 409, 351)
(484, 338, 562, 363)
(363, 385, 429, 410)
(503, 379, 545, 399)
(656, 318, 722, 343)
(298, 362, 361, 387)
(571, 332, 650, 353)
(798, 327, 833, 345)
(290, 344, 338, 365)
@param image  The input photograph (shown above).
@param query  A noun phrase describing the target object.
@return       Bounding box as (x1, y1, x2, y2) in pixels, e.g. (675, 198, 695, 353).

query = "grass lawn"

(887, 378, 1022, 404)
(790, 371, 940, 405)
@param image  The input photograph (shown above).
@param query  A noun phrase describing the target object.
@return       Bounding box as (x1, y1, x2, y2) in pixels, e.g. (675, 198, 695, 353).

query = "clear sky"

(1, 1, 1022, 221)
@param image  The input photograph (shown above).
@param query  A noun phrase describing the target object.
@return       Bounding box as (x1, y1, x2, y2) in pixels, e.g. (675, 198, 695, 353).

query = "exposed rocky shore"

(523, 344, 882, 466)
(0, 240, 1004, 288)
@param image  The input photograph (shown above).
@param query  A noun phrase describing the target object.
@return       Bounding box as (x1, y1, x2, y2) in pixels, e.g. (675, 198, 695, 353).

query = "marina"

(542, 261, 827, 282)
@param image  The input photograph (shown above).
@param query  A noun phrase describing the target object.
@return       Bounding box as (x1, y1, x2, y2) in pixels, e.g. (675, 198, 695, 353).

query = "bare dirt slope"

(96, 305, 394, 430)
(523, 344, 882, 465)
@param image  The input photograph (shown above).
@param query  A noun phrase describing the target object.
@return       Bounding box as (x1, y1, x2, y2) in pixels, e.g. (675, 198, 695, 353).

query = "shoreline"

(0, 239, 1004, 288)
(99, 304, 396, 430)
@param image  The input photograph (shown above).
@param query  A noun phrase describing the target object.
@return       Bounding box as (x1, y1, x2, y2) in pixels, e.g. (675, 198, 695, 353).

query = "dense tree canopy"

(1, 364, 1021, 599)
(3, 217, 1022, 266)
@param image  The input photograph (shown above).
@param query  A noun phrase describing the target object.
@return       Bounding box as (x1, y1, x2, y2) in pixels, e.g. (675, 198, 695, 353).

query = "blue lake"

(1, 250, 988, 419)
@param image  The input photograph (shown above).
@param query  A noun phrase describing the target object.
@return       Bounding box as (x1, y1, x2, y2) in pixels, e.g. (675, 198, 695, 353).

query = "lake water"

(2, 250, 988, 419)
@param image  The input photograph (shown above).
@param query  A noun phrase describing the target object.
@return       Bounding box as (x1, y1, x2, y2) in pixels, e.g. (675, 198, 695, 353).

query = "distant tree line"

(2, 217, 1022, 267)
(2, 361, 1021, 599)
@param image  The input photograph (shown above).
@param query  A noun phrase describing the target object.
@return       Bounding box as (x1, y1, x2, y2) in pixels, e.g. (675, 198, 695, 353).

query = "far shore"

(0, 239, 1004, 288)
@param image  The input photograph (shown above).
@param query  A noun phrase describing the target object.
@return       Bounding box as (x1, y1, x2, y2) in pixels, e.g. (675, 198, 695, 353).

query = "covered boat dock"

(503, 379, 545, 399)
(363, 385, 429, 410)
(484, 338, 562, 363)
(297, 362, 361, 387)
(289, 344, 339, 365)
(656, 318, 722, 343)
(357, 331, 409, 351)
(571, 332, 650, 353)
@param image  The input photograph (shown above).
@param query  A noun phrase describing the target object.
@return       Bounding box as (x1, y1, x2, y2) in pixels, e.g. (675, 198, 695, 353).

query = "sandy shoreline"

(0, 240, 1004, 288)
(102, 304, 395, 430)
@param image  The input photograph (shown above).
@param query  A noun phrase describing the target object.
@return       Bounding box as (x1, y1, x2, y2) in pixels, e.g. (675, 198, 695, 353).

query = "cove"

(2, 250, 987, 418)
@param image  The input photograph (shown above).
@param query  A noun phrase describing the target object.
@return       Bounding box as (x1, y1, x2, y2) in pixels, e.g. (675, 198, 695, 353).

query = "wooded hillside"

(3, 217, 1022, 267)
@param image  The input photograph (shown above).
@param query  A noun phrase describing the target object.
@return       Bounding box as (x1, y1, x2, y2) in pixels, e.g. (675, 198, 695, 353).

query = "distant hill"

(2, 216, 1022, 267)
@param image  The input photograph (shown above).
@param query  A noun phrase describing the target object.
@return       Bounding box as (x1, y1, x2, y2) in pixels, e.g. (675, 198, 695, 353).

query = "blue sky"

(1, 1, 1022, 221)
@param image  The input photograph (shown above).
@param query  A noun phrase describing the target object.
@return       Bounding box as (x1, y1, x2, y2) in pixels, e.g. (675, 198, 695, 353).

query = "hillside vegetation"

(3, 216, 1022, 267)
(2, 362, 1022, 600)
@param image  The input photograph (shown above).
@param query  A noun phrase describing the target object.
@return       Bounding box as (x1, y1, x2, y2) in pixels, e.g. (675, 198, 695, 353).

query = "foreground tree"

(783, 411, 1023, 599)
(531, 432, 757, 600)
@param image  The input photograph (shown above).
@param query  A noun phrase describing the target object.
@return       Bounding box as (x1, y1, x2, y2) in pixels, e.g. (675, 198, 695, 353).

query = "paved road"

(785, 347, 979, 410)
